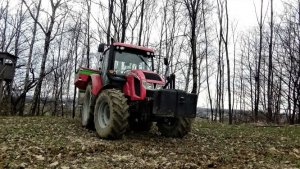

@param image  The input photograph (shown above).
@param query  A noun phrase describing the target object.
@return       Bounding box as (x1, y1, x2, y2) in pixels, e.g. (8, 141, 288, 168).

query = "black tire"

(94, 89, 129, 139)
(81, 85, 95, 129)
(157, 117, 192, 138)
(129, 118, 152, 132)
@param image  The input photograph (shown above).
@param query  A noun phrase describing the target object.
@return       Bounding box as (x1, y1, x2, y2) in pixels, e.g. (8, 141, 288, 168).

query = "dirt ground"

(0, 116, 300, 169)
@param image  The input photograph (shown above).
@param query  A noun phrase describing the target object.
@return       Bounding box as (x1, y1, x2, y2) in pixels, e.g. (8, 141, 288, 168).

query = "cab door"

(100, 49, 110, 86)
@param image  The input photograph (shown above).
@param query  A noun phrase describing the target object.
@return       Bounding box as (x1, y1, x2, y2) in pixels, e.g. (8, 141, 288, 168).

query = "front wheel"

(157, 117, 192, 138)
(94, 89, 129, 139)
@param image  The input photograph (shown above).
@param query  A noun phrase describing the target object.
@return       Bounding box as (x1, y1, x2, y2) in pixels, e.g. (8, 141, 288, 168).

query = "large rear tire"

(81, 85, 95, 129)
(157, 117, 192, 138)
(94, 89, 129, 139)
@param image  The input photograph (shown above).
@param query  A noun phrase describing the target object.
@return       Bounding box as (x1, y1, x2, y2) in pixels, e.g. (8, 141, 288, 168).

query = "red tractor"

(75, 42, 197, 139)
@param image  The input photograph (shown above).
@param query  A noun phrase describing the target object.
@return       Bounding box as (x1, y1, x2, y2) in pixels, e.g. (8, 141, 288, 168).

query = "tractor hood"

(126, 69, 165, 85)
(123, 69, 165, 100)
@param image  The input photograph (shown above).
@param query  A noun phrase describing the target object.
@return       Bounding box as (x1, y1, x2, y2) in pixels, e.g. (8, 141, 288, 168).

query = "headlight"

(155, 84, 164, 89)
(142, 80, 154, 89)
(142, 80, 164, 90)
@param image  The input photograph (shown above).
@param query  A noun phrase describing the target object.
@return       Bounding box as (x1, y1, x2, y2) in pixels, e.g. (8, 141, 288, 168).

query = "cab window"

(113, 50, 152, 75)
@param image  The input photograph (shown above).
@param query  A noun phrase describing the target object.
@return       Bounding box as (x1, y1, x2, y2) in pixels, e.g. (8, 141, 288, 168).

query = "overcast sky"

(229, 0, 284, 30)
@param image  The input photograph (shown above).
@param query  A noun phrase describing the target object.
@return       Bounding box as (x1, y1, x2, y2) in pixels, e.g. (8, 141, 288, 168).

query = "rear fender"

(74, 74, 90, 90)
(90, 74, 103, 96)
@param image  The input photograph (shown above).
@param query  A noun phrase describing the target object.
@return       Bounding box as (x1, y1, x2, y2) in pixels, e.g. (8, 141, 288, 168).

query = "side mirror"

(164, 58, 169, 66)
(98, 43, 106, 53)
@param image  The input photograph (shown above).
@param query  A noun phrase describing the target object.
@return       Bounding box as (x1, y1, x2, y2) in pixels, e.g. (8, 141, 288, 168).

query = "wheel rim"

(97, 101, 110, 128)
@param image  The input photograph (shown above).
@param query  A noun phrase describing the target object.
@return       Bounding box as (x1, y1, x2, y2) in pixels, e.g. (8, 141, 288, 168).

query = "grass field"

(1, 116, 300, 168)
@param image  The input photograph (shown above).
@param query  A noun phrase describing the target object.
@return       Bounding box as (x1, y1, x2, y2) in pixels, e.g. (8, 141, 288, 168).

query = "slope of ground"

(0, 116, 300, 168)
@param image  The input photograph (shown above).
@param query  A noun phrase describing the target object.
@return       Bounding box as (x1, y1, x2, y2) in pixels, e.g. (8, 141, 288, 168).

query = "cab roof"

(113, 42, 154, 53)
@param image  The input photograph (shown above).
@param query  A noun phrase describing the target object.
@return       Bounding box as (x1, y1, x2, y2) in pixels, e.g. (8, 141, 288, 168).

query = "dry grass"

(1, 117, 300, 168)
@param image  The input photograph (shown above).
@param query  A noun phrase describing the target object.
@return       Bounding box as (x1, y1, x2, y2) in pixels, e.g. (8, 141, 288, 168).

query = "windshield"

(114, 50, 153, 75)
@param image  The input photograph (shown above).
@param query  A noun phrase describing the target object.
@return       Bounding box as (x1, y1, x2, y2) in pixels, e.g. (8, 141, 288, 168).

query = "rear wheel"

(157, 117, 192, 138)
(94, 89, 129, 139)
(81, 85, 95, 129)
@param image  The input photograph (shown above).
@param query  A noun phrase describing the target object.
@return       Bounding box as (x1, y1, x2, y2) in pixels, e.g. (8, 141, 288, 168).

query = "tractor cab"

(98, 43, 164, 91)
(99, 42, 154, 73)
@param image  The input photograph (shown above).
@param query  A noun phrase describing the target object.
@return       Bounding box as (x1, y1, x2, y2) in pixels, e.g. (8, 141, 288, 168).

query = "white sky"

(229, 0, 284, 30)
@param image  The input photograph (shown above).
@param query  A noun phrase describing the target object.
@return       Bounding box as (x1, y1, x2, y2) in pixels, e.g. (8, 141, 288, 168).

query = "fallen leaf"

(33, 154, 45, 161)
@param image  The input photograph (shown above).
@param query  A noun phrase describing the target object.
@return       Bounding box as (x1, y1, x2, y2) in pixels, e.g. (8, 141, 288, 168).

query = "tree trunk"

(138, 0, 145, 46)
(72, 19, 81, 118)
(86, 0, 91, 68)
(121, 0, 128, 42)
(157, 0, 168, 74)
(107, 0, 114, 44)
(191, 23, 197, 94)
(254, 0, 264, 122)
(31, 32, 52, 115)
(267, 0, 274, 122)
(184, 0, 200, 94)
(185, 53, 192, 92)
(202, 0, 213, 119)
(223, 0, 232, 124)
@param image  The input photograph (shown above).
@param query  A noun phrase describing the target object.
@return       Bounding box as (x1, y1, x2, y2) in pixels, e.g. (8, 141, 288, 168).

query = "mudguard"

(90, 74, 103, 96)
(74, 67, 100, 90)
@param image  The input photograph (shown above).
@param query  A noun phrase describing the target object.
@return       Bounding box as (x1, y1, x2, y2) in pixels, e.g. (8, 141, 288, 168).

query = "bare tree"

(202, 0, 213, 118)
(121, 0, 128, 42)
(183, 0, 201, 94)
(19, 0, 42, 115)
(231, 21, 238, 119)
(157, 0, 168, 75)
(221, 0, 232, 124)
(216, 0, 224, 121)
(86, 0, 91, 68)
(254, 0, 264, 122)
(107, 0, 114, 44)
(28, 0, 64, 115)
(138, 0, 144, 46)
(72, 16, 82, 118)
(267, 0, 274, 122)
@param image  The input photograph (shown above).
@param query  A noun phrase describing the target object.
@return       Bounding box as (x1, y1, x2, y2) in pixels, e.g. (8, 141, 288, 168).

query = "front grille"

(134, 77, 141, 96)
(143, 72, 161, 81)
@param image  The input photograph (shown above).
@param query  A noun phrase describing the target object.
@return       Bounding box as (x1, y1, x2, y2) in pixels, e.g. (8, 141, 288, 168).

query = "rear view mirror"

(98, 43, 106, 53)
(164, 58, 169, 66)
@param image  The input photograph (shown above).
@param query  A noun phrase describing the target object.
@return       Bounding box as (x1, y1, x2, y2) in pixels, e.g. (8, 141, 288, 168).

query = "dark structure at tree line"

(0, 52, 17, 104)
